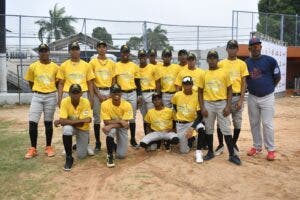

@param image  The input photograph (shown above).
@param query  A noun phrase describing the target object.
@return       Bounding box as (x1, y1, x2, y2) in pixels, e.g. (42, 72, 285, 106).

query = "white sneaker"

(150, 143, 157, 151)
(87, 145, 95, 156)
(195, 150, 203, 163)
(214, 145, 224, 156)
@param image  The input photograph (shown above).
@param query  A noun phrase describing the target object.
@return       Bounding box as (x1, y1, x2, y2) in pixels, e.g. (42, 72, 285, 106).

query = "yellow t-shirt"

(24, 60, 59, 93)
(175, 67, 205, 92)
(176, 63, 188, 69)
(218, 59, 249, 93)
(139, 64, 160, 91)
(115, 61, 139, 90)
(200, 68, 232, 101)
(101, 98, 133, 121)
(89, 58, 115, 88)
(171, 91, 200, 122)
(158, 64, 182, 93)
(59, 97, 92, 131)
(144, 107, 174, 132)
(56, 59, 95, 92)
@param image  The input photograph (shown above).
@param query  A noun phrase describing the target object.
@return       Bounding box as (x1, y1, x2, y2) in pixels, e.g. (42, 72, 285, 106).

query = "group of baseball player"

(24, 37, 281, 171)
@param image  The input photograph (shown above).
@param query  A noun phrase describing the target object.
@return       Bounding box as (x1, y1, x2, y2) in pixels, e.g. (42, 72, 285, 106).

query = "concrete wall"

(0, 93, 32, 105)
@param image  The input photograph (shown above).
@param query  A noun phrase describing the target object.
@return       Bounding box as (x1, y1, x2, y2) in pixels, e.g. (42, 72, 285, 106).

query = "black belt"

(98, 87, 110, 90)
(122, 89, 136, 93)
(142, 89, 156, 93)
(34, 91, 56, 95)
(175, 120, 191, 124)
(232, 93, 241, 96)
(163, 91, 176, 94)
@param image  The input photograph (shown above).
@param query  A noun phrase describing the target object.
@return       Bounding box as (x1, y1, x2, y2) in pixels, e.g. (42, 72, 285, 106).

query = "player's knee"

(63, 125, 73, 136)
(77, 151, 87, 159)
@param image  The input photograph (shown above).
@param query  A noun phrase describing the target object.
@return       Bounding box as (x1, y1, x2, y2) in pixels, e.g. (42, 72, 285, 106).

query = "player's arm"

(28, 81, 34, 90)
(236, 76, 247, 110)
(198, 87, 207, 117)
(175, 85, 182, 91)
(57, 79, 65, 108)
(55, 117, 91, 127)
(223, 85, 232, 117)
(87, 80, 94, 108)
(156, 79, 161, 93)
(134, 78, 142, 96)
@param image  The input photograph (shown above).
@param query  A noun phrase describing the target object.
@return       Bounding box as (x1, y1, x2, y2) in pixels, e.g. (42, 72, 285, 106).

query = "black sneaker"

(95, 142, 101, 152)
(130, 139, 140, 149)
(165, 143, 171, 152)
(72, 144, 77, 151)
(106, 154, 115, 168)
(64, 156, 74, 171)
(229, 155, 242, 165)
(214, 145, 224, 156)
(204, 151, 215, 161)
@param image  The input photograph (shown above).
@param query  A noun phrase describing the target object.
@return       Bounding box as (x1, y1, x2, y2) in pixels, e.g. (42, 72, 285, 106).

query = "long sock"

(206, 134, 213, 152)
(196, 128, 205, 150)
(106, 136, 115, 155)
(233, 128, 241, 145)
(44, 121, 53, 146)
(63, 135, 72, 157)
(143, 122, 147, 135)
(217, 128, 224, 146)
(224, 135, 235, 156)
(94, 124, 100, 143)
(129, 123, 136, 141)
(29, 121, 38, 148)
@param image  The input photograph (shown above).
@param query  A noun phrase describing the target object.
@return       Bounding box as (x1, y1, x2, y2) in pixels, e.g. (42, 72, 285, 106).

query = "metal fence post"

(296, 14, 298, 46)
(83, 18, 87, 61)
(232, 10, 234, 39)
(280, 14, 284, 41)
(236, 11, 239, 41)
(143, 21, 147, 50)
(265, 13, 268, 35)
(18, 15, 22, 104)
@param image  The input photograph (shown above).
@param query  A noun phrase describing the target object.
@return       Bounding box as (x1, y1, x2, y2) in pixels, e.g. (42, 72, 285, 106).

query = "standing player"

(157, 49, 182, 108)
(148, 48, 163, 67)
(101, 84, 133, 167)
(214, 40, 249, 156)
(24, 44, 58, 159)
(114, 45, 140, 148)
(177, 49, 188, 68)
(245, 38, 281, 161)
(89, 41, 116, 151)
(54, 84, 92, 171)
(199, 50, 241, 165)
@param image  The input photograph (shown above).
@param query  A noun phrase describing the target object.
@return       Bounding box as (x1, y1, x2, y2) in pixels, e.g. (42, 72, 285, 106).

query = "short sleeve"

(56, 63, 65, 80)
(225, 70, 232, 87)
(86, 63, 95, 81)
(79, 100, 92, 119)
(24, 64, 34, 82)
(100, 102, 112, 121)
(122, 102, 133, 120)
(171, 93, 178, 105)
(59, 100, 68, 119)
(144, 111, 151, 123)
(270, 57, 281, 79)
(174, 72, 182, 86)
(134, 63, 140, 79)
(240, 61, 249, 77)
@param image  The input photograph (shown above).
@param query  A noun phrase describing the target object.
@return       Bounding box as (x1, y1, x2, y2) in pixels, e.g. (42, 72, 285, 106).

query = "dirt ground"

(1, 97, 300, 200)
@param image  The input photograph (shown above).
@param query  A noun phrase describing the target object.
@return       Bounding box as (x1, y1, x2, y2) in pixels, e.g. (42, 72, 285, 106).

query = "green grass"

(0, 120, 62, 200)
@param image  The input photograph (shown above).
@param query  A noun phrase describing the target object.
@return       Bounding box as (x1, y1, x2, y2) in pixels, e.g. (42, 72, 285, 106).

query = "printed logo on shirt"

(274, 67, 280, 75)
(249, 67, 262, 79)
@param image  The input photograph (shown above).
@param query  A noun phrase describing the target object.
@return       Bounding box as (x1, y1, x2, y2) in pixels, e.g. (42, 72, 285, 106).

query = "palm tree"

(35, 4, 77, 43)
(142, 25, 173, 50)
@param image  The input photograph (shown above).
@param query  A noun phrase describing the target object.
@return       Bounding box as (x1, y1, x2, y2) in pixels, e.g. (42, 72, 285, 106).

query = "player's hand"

(89, 100, 94, 109)
(98, 95, 106, 103)
(121, 121, 129, 129)
(201, 108, 208, 117)
(57, 99, 61, 108)
(235, 99, 243, 110)
(75, 122, 84, 127)
(223, 106, 231, 117)
(54, 120, 60, 127)
(137, 96, 142, 107)
(185, 127, 194, 139)
(102, 126, 112, 134)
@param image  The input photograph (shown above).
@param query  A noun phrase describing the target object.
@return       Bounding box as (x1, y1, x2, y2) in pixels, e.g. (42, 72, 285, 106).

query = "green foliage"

(92, 27, 113, 45)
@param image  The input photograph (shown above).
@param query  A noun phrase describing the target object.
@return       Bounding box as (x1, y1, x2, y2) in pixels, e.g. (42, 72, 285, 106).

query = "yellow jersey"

(158, 64, 182, 93)
(171, 91, 199, 122)
(200, 68, 232, 101)
(218, 59, 249, 93)
(115, 61, 140, 90)
(101, 98, 133, 121)
(89, 58, 115, 88)
(175, 67, 205, 92)
(24, 60, 59, 93)
(144, 107, 174, 132)
(59, 96, 92, 131)
(139, 64, 160, 91)
(56, 59, 95, 92)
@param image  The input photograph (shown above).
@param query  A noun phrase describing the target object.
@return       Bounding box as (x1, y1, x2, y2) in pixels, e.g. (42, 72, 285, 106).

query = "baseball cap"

(187, 52, 196, 60)
(178, 49, 188, 56)
(138, 49, 147, 57)
(69, 84, 82, 94)
(226, 40, 239, 49)
(249, 37, 261, 46)
(110, 84, 122, 93)
(69, 42, 80, 50)
(120, 45, 130, 53)
(182, 76, 193, 85)
(207, 50, 219, 59)
(162, 49, 172, 57)
(97, 41, 107, 47)
(38, 43, 49, 52)
(152, 92, 162, 100)
(148, 49, 157, 56)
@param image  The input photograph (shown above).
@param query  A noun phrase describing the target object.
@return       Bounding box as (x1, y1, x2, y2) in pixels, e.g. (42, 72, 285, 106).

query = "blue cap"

(249, 37, 261, 46)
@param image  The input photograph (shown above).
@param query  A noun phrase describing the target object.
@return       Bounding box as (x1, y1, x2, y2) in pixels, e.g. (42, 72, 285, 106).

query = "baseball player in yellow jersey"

(114, 45, 141, 148)
(177, 49, 188, 68)
(54, 84, 92, 171)
(214, 40, 249, 156)
(157, 49, 182, 108)
(101, 84, 133, 167)
(89, 41, 116, 151)
(140, 92, 179, 152)
(147, 48, 163, 66)
(24, 44, 58, 159)
(198, 50, 241, 165)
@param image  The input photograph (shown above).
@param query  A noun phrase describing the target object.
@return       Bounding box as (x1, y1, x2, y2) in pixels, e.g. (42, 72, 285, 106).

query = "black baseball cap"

(110, 84, 122, 93)
(207, 50, 219, 59)
(97, 41, 107, 47)
(182, 76, 193, 85)
(38, 43, 49, 52)
(152, 92, 162, 100)
(138, 49, 147, 57)
(187, 52, 196, 60)
(120, 45, 130, 53)
(69, 42, 80, 50)
(69, 84, 82, 94)
(178, 49, 188, 56)
(162, 49, 172, 57)
(249, 37, 261, 46)
(148, 49, 157, 56)
(226, 40, 239, 49)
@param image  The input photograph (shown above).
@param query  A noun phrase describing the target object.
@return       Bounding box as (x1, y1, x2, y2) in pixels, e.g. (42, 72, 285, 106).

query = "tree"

(35, 4, 77, 43)
(92, 27, 113, 45)
(126, 36, 142, 50)
(257, 0, 300, 45)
